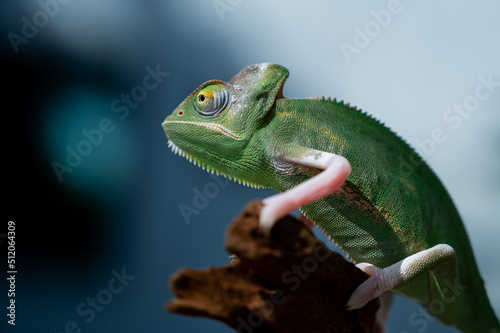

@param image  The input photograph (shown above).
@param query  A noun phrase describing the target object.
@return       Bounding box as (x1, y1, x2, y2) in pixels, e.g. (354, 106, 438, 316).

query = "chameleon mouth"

(163, 120, 241, 140)
(167, 140, 263, 189)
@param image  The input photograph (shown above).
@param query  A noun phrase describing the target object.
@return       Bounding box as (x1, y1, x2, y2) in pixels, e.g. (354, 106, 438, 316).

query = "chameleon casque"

(162, 63, 499, 332)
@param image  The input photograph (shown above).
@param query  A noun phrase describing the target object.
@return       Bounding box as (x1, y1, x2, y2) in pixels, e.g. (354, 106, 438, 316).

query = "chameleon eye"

(194, 84, 228, 117)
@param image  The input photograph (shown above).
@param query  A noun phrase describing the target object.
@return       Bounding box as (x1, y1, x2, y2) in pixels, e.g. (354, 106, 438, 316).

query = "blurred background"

(1, 1, 499, 332)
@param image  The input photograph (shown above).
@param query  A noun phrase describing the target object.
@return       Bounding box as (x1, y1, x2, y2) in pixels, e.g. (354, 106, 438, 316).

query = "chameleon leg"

(346, 244, 457, 310)
(259, 149, 351, 232)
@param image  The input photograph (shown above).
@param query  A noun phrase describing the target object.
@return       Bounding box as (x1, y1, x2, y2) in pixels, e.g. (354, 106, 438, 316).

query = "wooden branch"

(166, 200, 379, 332)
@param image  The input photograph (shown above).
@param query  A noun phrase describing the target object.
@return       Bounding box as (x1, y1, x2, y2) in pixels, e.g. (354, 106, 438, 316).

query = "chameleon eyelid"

(195, 86, 229, 117)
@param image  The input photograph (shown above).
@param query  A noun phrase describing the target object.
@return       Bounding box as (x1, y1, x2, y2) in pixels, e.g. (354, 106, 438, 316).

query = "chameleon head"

(162, 63, 289, 180)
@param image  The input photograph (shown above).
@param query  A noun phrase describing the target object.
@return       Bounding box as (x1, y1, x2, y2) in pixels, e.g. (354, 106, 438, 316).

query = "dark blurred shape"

(2, 42, 122, 272)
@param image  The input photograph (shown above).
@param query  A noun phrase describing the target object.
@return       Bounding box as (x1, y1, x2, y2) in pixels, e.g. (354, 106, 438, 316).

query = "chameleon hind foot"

(347, 244, 456, 310)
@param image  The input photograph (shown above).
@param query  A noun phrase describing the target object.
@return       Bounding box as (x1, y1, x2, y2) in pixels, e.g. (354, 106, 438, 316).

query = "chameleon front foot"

(259, 150, 351, 233)
(347, 263, 386, 310)
(258, 193, 286, 233)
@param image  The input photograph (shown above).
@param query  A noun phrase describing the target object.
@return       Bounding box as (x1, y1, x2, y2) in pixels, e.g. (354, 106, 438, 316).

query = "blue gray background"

(2, 1, 499, 332)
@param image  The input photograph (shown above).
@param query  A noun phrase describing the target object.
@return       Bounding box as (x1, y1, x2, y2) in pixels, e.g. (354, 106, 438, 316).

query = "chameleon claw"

(346, 279, 376, 310)
(346, 263, 383, 310)
(258, 204, 277, 234)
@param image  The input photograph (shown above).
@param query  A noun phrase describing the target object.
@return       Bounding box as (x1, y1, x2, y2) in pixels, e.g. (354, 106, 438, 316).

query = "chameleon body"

(162, 63, 499, 332)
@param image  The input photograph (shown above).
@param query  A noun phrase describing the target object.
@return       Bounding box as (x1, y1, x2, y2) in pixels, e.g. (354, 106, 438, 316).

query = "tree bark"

(166, 200, 379, 332)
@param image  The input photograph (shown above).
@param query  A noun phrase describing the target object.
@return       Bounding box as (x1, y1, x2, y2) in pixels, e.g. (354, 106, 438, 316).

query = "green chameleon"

(162, 63, 499, 332)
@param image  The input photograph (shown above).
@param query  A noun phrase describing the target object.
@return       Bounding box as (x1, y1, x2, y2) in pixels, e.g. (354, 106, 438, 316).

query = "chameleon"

(162, 63, 500, 332)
